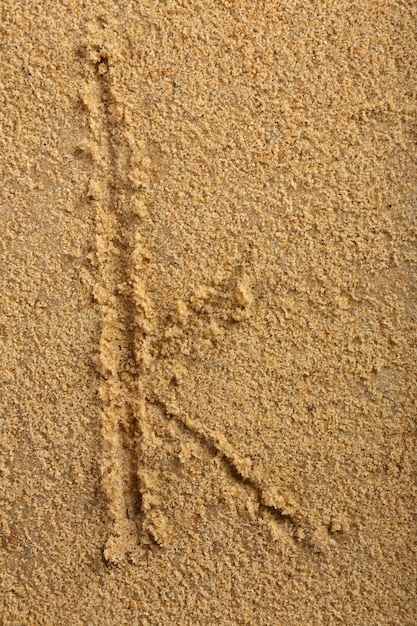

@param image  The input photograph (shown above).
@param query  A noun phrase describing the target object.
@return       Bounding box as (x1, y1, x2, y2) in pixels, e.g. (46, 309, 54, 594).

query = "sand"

(1, 1, 416, 624)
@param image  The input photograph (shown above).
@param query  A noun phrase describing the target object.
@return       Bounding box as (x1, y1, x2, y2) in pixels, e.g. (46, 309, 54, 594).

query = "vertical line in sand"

(81, 40, 144, 563)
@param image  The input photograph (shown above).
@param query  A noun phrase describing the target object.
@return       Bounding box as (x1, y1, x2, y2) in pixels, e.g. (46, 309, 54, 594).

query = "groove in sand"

(82, 34, 144, 563)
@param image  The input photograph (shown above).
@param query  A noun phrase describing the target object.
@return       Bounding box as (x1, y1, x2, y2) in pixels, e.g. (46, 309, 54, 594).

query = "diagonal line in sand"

(149, 394, 301, 547)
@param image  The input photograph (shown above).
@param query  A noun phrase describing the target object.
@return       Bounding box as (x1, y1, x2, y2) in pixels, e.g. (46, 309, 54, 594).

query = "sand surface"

(1, 1, 416, 624)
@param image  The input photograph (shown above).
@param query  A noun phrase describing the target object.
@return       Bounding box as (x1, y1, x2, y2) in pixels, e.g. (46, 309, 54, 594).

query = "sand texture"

(1, 1, 416, 624)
